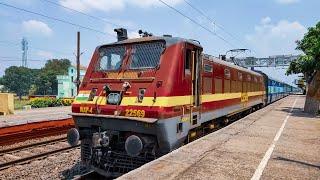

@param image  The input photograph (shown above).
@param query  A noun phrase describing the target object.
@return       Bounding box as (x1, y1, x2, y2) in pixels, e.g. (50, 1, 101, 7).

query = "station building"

(57, 65, 86, 98)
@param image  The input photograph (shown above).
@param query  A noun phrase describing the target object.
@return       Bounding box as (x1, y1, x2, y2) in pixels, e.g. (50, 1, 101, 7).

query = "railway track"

(0, 137, 79, 170)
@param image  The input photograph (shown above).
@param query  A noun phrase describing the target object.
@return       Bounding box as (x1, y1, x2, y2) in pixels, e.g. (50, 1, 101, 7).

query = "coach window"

(185, 49, 191, 74)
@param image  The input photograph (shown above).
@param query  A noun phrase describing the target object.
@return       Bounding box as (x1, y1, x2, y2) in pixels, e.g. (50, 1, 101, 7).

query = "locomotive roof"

(100, 36, 261, 77)
(100, 36, 203, 48)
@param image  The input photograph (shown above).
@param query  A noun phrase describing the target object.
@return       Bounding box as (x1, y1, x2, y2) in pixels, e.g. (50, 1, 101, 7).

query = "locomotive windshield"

(130, 41, 164, 69)
(98, 46, 125, 71)
(97, 41, 164, 71)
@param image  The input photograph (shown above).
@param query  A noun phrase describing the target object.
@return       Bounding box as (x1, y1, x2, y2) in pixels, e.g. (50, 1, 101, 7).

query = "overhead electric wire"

(182, 0, 256, 54)
(0, 40, 72, 56)
(0, 56, 43, 61)
(40, 0, 136, 31)
(0, 2, 116, 37)
(157, 0, 235, 48)
(0, 59, 42, 62)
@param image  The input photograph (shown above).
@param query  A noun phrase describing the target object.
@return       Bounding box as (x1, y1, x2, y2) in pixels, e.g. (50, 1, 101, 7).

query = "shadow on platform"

(278, 106, 320, 118)
(274, 156, 320, 169)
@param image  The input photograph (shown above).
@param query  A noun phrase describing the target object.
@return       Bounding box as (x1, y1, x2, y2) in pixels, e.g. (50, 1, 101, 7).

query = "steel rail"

(0, 137, 67, 155)
(0, 144, 80, 170)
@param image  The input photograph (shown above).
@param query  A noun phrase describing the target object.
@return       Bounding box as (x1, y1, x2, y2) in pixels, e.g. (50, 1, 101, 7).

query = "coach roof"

(203, 54, 263, 77)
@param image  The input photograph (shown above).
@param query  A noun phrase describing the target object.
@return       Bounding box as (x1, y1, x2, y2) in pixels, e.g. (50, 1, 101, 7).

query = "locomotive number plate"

(79, 106, 93, 113)
(125, 109, 145, 118)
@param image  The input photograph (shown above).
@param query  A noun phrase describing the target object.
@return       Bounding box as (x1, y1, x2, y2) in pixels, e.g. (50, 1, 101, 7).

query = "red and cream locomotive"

(68, 28, 266, 177)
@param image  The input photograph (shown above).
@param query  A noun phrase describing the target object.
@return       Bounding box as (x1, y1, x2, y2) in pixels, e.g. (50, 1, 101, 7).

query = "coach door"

(190, 47, 202, 127)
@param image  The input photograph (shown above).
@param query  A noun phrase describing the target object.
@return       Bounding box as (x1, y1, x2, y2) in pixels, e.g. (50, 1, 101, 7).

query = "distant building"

(57, 65, 86, 98)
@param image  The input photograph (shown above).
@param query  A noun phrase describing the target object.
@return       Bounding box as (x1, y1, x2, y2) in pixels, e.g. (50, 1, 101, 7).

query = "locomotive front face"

(70, 36, 196, 177)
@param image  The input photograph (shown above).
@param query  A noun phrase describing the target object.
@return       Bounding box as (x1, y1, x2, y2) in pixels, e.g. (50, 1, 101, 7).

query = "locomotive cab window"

(204, 64, 213, 72)
(98, 46, 125, 71)
(130, 42, 164, 69)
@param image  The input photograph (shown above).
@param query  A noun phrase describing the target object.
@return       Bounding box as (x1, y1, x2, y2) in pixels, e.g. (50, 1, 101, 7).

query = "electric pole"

(76, 31, 80, 94)
(21, 37, 28, 67)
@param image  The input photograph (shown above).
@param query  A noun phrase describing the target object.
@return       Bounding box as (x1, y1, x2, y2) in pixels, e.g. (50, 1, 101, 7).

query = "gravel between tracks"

(0, 134, 67, 151)
(0, 135, 84, 180)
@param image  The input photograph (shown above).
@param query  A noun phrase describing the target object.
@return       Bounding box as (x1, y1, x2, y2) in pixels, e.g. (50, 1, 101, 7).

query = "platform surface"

(119, 95, 320, 180)
(0, 106, 71, 128)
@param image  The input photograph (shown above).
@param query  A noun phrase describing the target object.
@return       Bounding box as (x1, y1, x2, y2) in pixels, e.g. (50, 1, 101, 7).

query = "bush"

(29, 97, 63, 108)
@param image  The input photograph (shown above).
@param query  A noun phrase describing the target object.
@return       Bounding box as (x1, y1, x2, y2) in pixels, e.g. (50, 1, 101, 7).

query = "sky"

(0, 0, 319, 86)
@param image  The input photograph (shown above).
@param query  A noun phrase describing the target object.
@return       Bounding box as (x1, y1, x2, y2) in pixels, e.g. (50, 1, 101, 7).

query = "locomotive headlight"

(107, 93, 121, 105)
(138, 89, 146, 103)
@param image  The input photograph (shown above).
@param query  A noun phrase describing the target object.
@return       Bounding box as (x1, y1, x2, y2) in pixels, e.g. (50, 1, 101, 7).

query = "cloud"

(275, 0, 299, 4)
(59, 0, 183, 12)
(36, 50, 53, 59)
(245, 17, 307, 56)
(128, 31, 140, 38)
(22, 20, 53, 36)
(104, 24, 140, 40)
(261, 16, 271, 25)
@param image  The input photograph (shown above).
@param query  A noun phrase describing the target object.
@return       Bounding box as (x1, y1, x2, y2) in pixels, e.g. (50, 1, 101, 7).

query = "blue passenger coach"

(254, 70, 294, 105)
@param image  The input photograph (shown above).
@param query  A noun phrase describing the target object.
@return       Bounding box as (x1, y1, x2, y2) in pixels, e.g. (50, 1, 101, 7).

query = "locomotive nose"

(67, 128, 80, 146)
(125, 135, 143, 157)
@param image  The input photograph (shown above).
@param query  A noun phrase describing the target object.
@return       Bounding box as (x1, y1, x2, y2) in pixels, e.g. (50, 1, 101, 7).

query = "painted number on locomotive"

(80, 106, 93, 113)
(125, 109, 145, 118)
(240, 93, 249, 102)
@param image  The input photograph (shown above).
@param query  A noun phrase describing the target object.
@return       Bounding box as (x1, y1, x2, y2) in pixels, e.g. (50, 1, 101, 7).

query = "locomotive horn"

(114, 28, 128, 41)
(67, 128, 80, 146)
(125, 135, 143, 157)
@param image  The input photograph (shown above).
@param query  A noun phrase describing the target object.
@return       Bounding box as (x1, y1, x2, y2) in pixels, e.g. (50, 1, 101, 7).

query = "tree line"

(0, 59, 71, 99)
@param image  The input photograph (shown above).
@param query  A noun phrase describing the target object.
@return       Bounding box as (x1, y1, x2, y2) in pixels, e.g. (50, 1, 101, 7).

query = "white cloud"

(59, 0, 183, 12)
(245, 17, 307, 56)
(104, 24, 140, 40)
(261, 16, 271, 25)
(22, 20, 53, 36)
(128, 31, 140, 38)
(36, 50, 53, 59)
(128, 0, 183, 8)
(275, 0, 299, 4)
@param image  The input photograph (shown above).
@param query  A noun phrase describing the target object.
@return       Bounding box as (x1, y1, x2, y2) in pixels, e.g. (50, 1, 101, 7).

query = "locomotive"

(67, 28, 295, 177)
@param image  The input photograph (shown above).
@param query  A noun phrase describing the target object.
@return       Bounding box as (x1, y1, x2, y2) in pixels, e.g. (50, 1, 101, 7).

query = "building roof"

(71, 65, 87, 71)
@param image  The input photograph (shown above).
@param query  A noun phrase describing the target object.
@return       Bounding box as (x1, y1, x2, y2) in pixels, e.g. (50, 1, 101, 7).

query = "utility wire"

(182, 0, 255, 54)
(0, 2, 116, 37)
(158, 0, 235, 48)
(0, 56, 44, 61)
(0, 40, 72, 56)
(40, 0, 136, 31)
(0, 59, 42, 62)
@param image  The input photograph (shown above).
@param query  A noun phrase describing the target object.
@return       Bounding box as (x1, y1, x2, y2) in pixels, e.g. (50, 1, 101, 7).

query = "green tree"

(35, 59, 71, 95)
(287, 21, 320, 114)
(2, 66, 37, 99)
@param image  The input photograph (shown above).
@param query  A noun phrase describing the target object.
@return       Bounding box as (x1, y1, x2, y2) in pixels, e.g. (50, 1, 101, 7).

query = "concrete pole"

(76, 31, 80, 94)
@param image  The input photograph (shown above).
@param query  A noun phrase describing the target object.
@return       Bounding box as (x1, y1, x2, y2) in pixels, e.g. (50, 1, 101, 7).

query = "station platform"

(0, 106, 71, 128)
(119, 95, 320, 179)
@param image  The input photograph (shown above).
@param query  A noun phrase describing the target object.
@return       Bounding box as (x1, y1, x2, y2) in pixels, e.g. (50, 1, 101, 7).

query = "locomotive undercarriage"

(80, 129, 158, 177)
(73, 116, 162, 178)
